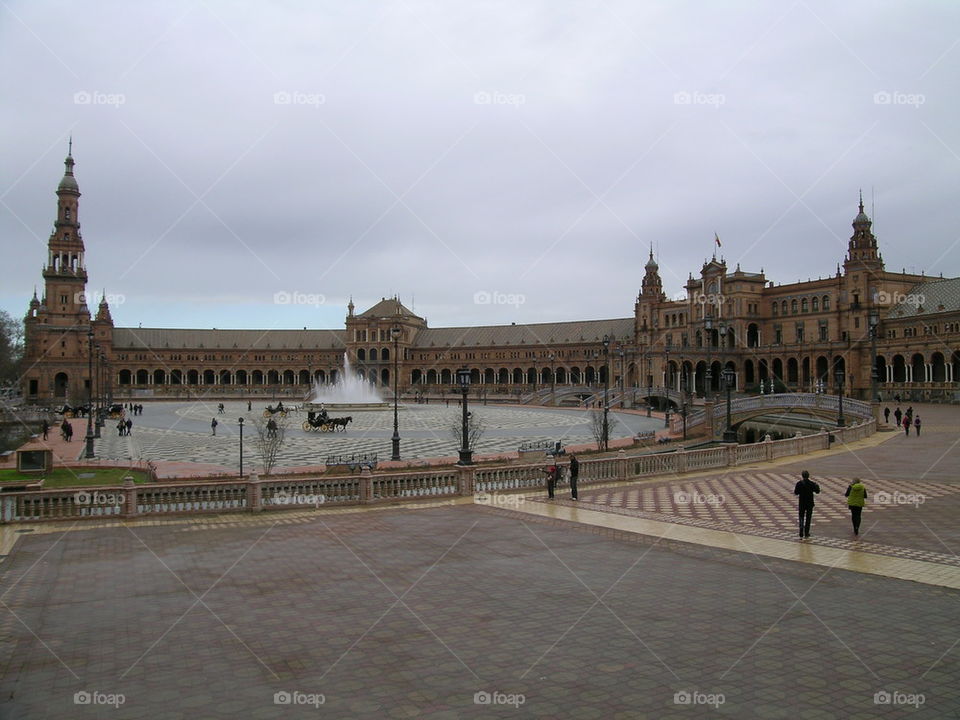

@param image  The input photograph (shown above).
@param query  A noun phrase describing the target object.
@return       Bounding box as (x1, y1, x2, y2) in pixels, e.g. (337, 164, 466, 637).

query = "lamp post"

(646, 352, 652, 418)
(704, 314, 713, 398)
(550, 353, 556, 406)
(664, 342, 671, 428)
(92, 342, 101, 438)
(722, 367, 737, 443)
(84, 329, 95, 459)
(457, 367, 472, 465)
(618, 347, 624, 407)
(602, 336, 610, 451)
(869, 308, 879, 402)
(238, 416, 244, 477)
(391, 325, 401, 461)
(835, 368, 846, 426)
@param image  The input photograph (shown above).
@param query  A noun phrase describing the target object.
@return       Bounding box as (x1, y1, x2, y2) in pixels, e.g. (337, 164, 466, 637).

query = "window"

(819, 324, 828, 341)
(65, 208, 71, 220)
(822, 295, 830, 311)
(774, 326, 782, 344)
(854, 317, 860, 329)
(772, 302, 778, 316)
(781, 301, 787, 315)
(812, 297, 819, 312)
(801, 298, 808, 312)
(791, 299, 798, 314)
(795, 323, 804, 342)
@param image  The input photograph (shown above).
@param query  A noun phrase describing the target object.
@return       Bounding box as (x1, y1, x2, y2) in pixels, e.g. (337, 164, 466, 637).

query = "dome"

(58, 174, 78, 192)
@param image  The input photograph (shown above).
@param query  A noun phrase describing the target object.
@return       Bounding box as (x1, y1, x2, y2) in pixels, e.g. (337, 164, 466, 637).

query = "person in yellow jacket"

(844, 478, 867, 536)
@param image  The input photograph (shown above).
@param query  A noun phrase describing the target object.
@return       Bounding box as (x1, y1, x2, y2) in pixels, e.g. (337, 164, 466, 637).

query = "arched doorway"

(54, 372, 69, 398)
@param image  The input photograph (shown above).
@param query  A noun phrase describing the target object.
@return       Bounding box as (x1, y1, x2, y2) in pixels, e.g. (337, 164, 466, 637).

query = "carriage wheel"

(321, 423, 332, 432)
(262, 410, 271, 418)
(280, 410, 287, 417)
(302, 421, 311, 432)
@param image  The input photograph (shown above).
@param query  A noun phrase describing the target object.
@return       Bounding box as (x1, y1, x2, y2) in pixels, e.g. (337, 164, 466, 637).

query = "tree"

(0, 311, 23, 388)
(450, 410, 485, 451)
(252, 414, 288, 475)
(589, 408, 607, 451)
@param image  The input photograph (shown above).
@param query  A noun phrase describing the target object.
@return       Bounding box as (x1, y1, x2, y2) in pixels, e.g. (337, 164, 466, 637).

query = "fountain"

(305, 354, 390, 410)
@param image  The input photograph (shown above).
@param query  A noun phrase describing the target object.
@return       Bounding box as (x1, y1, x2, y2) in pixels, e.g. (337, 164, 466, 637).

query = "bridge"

(670, 393, 874, 437)
(520, 385, 685, 408)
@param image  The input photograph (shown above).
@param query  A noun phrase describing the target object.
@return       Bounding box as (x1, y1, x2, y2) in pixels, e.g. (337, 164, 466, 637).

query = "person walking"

(117, 419, 125, 437)
(914, 415, 922, 436)
(211, 417, 218, 436)
(61, 419, 71, 441)
(894, 407, 902, 427)
(247, 400, 252, 412)
(545, 463, 557, 499)
(883, 407, 890, 424)
(569, 454, 579, 500)
(844, 478, 867, 536)
(125, 418, 133, 436)
(794, 470, 821, 538)
(41, 419, 49, 440)
(902, 415, 911, 436)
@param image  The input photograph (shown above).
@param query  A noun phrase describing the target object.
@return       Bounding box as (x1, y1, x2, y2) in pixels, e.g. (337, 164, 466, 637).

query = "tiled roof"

(358, 297, 420, 319)
(112, 327, 347, 350)
(886, 277, 960, 319)
(412, 318, 635, 348)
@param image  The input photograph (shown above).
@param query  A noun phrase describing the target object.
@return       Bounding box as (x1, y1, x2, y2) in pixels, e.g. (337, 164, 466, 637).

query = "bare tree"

(252, 414, 288, 475)
(450, 410, 486, 451)
(589, 408, 607, 451)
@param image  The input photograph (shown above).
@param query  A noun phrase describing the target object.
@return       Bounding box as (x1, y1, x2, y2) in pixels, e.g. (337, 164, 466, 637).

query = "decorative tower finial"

(68, 136, 73, 157)
(859, 188, 864, 213)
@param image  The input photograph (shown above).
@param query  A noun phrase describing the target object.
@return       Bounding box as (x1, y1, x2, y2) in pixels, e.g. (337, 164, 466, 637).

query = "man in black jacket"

(794, 470, 821, 538)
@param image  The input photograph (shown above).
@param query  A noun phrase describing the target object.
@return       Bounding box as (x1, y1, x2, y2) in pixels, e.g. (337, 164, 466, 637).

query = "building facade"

(21, 150, 960, 406)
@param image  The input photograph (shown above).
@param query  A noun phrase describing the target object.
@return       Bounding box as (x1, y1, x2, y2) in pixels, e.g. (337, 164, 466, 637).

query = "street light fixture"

(550, 352, 556, 406)
(664, 340, 671, 428)
(602, 336, 610, 451)
(646, 351, 652, 418)
(704, 314, 713, 398)
(391, 325, 402, 461)
(84, 329, 95, 459)
(238, 416, 244, 477)
(868, 307, 880, 403)
(722, 367, 737, 443)
(92, 342, 101, 439)
(456, 367, 472, 465)
(835, 367, 846, 426)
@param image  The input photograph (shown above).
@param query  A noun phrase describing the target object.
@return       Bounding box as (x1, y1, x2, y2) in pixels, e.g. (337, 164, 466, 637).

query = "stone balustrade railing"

(0, 419, 874, 524)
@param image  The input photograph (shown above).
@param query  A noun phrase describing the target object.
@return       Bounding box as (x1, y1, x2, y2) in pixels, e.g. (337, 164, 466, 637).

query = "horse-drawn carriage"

(262, 403, 288, 419)
(107, 403, 125, 419)
(302, 411, 352, 433)
(58, 403, 91, 418)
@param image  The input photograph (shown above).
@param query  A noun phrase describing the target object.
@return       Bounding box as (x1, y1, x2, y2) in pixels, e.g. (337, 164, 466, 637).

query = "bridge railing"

(0, 419, 874, 523)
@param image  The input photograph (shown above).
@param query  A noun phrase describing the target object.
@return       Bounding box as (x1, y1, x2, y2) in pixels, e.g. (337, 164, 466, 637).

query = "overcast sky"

(2, 1, 958, 333)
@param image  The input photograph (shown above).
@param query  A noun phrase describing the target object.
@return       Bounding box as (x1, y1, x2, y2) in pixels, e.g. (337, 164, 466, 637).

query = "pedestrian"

(61, 419, 71, 441)
(894, 407, 902, 427)
(903, 415, 910, 436)
(569, 454, 579, 500)
(545, 463, 557, 499)
(117, 420, 125, 437)
(125, 418, 133, 436)
(844, 477, 867, 536)
(894, 393, 901, 404)
(41, 419, 49, 440)
(794, 470, 820, 539)
(267, 418, 277, 438)
(211, 417, 218, 436)
(65, 423, 73, 441)
(914, 415, 921, 436)
(247, 400, 252, 412)
(883, 407, 890, 424)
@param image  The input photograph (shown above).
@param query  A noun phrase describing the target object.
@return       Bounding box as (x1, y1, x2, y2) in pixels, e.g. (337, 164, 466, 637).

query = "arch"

(298, 370, 310, 385)
(526, 368, 537, 384)
(570, 366, 582, 384)
(781, 300, 787, 315)
(743, 359, 755, 385)
(170, 369, 183, 385)
(412, 369, 423, 384)
(599, 366, 608, 383)
(911, 353, 925, 382)
(330, 369, 339, 384)
(440, 369, 452, 384)
(381, 368, 390, 386)
(540, 367, 552, 384)
(772, 358, 784, 383)
(153, 369, 166, 385)
(267, 370, 280, 385)
(812, 296, 819, 312)
(136, 369, 149, 385)
(512, 368, 524, 384)
(822, 295, 830, 311)
(283, 370, 295, 384)
(252, 369, 264, 385)
(485, 368, 496, 384)
(235, 369, 248, 385)
(758, 359, 769, 383)
(219, 370, 231, 385)
(802, 357, 811, 387)
(314, 370, 326, 384)
(381, 347, 389, 362)
(746, 323, 759, 348)
(118, 369, 132, 386)
(931, 352, 946, 382)
(54, 372, 69, 398)
(187, 370, 200, 385)
(498, 368, 509, 384)
(470, 368, 481, 384)
(357, 369, 366, 382)
(357, 348, 366, 362)
(556, 367, 567, 384)
(791, 299, 798, 314)
(427, 369, 438, 384)
(369, 348, 378, 362)
(786, 358, 798, 384)
(585, 366, 596, 384)
(891, 355, 906, 382)
(203, 370, 215, 385)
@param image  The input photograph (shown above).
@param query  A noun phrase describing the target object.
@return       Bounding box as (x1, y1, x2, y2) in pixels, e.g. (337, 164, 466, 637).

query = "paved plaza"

(0, 404, 958, 718)
(91, 401, 656, 471)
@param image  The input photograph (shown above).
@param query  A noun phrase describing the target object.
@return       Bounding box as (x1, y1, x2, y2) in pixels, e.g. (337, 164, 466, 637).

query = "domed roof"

(645, 248, 658, 271)
(58, 173, 78, 192)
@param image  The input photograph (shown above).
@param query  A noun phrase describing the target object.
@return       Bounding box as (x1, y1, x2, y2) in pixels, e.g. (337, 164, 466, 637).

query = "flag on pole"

(715, 232, 722, 248)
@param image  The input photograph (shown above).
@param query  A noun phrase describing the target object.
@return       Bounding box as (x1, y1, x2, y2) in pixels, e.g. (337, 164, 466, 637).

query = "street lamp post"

(602, 336, 610, 451)
(646, 352, 652, 418)
(92, 343, 101, 438)
(722, 368, 737, 443)
(869, 308, 880, 402)
(664, 342, 671, 428)
(457, 367, 472, 465)
(618, 347, 624, 407)
(835, 368, 846, 426)
(550, 353, 556, 406)
(391, 326, 401, 461)
(704, 314, 713, 398)
(238, 417, 244, 477)
(84, 330, 95, 459)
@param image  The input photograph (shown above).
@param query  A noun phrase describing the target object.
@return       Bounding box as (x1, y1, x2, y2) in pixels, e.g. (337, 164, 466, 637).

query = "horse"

(331, 416, 353, 432)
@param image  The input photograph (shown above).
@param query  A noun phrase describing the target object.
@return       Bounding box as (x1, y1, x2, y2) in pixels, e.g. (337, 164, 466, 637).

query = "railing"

(0, 419, 875, 523)
(672, 393, 874, 434)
